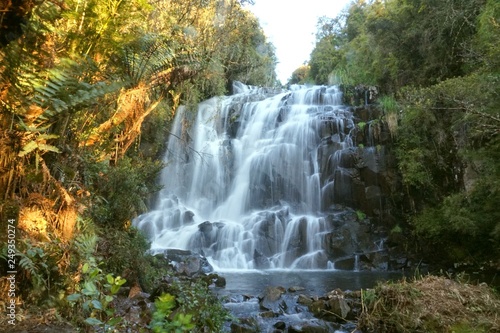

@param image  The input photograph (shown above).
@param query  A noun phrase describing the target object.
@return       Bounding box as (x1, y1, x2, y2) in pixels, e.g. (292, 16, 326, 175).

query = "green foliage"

(309, 0, 485, 92)
(157, 279, 230, 332)
(305, 0, 500, 268)
(66, 261, 127, 330)
(361, 288, 376, 308)
(97, 226, 152, 281)
(394, 72, 500, 263)
(1, 237, 69, 305)
(289, 65, 311, 85)
(356, 210, 366, 221)
(150, 293, 195, 333)
(473, 0, 500, 73)
(391, 225, 402, 234)
(378, 95, 398, 114)
(86, 156, 163, 228)
(0, 0, 274, 327)
(308, 35, 341, 84)
(450, 322, 489, 333)
(66, 224, 128, 330)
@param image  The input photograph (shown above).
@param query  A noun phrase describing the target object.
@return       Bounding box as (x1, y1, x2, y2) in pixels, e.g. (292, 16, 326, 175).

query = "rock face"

(224, 92, 397, 223)
(159, 249, 213, 276)
(318, 104, 396, 221)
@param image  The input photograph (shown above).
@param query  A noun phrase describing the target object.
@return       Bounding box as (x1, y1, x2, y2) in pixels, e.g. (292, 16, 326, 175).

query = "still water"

(216, 269, 404, 297)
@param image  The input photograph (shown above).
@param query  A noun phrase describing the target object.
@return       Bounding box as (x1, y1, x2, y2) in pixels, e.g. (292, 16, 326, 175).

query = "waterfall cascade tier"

(134, 82, 395, 270)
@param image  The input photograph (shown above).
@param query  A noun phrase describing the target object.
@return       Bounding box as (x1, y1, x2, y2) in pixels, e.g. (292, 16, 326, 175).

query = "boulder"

(161, 249, 213, 276)
(297, 294, 313, 306)
(230, 318, 259, 333)
(259, 286, 286, 313)
(326, 296, 351, 320)
(288, 322, 331, 333)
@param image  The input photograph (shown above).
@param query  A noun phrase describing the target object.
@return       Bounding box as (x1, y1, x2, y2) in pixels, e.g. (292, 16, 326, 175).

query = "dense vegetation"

(0, 0, 276, 330)
(1, 0, 499, 330)
(301, 0, 500, 269)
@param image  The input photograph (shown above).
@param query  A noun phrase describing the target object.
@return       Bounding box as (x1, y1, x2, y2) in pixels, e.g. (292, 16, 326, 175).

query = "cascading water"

(134, 82, 389, 270)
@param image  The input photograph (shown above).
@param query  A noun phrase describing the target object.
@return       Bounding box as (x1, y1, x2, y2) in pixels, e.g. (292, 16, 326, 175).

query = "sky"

(244, 0, 351, 84)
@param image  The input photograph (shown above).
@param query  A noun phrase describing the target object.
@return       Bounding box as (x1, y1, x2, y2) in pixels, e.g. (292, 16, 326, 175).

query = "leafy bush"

(155, 278, 230, 332)
(66, 262, 127, 330)
(0, 236, 70, 306)
(150, 293, 195, 333)
(85, 156, 163, 228)
(96, 226, 152, 284)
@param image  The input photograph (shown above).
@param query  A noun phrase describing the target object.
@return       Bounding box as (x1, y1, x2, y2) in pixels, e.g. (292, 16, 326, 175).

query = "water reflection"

(216, 269, 404, 297)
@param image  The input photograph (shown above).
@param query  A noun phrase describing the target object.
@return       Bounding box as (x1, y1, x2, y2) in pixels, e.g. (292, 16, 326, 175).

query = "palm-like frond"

(122, 34, 175, 91)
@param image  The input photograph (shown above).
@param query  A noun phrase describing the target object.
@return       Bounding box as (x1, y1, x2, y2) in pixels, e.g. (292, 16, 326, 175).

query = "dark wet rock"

(274, 321, 286, 330)
(310, 300, 326, 317)
(288, 322, 331, 333)
(203, 273, 226, 287)
(230, 318, 260, 333)
(198, 221, 213, 233)
(326, 296, 351, 320)
(254, 249, 271, 269)
(161, 248, 213, 276)
(182, 210, 195, 224)
(214, 275, 226, 287)
(191, 221, 225, 251)
(259, 311, 277, 318)
(259, 286, 286, 312)
(297, 294, 313, 306)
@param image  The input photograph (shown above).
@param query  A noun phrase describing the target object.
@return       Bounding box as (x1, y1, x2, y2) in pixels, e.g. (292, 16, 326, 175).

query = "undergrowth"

(358, 275, 500, 333)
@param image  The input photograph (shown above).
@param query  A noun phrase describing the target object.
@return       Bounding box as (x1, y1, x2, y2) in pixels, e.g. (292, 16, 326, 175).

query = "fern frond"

(74, 233, 98, 257)
(122, 34, 175, 87)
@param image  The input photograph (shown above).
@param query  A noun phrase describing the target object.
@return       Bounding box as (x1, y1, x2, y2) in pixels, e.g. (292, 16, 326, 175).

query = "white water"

(134, 82, 358, 269)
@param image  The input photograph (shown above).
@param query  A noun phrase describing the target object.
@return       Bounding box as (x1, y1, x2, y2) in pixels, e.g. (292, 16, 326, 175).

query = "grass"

(358, 275, 500, 333)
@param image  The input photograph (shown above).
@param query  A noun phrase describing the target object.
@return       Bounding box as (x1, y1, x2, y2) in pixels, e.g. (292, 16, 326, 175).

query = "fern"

(122, 34, 175, 89)
(16, 240, 50, 296)
(74, 233, 98, 258)
(31, 58, 123, 121)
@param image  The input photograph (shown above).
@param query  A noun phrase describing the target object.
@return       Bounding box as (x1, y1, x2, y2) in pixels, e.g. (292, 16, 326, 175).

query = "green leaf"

(82, 281, 98, 295)
(106, 274, 115, 284)
(115, 276, 127, 286)
(37, 133, 59, 140)
(66, 293, 82, 302)
(107, 317, 122, 326)
(91, 300, 103, 310)
(18, 141, 38, 157)
(89, 268, 100, 279)
(37, 143, 61, 154)
(110, 284, 121, 295)
(82, 263, 89, 274)
(84, 317, 103, 326)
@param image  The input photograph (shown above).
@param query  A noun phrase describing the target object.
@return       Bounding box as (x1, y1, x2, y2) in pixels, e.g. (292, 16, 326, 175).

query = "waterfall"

(134, 82, 389, 270)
